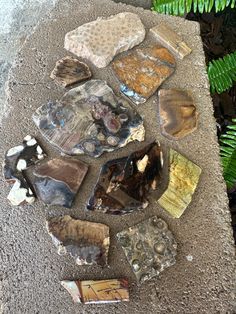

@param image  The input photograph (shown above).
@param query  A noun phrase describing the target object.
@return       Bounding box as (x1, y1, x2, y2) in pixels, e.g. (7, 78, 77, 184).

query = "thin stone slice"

(33, 158, 88, 208)
(33, 80, 145, 157)
(87, 142, 163, 215)
(158, 89, 199, 139)
(158, 149, 202, 218)
(64, 12, 145, 68)
(61, 279, 129, 304)
(50, 56, 92, 87)
(117, 216, 177, 284)
(3, 135, 46, 206)
(47, 215, 110, 266)
(150, 24, 192, 59)
(112, 46, 176, 104)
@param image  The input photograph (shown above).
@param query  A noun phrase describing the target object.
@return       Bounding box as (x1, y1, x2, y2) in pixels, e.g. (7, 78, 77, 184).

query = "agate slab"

(150, 24, 192, 59)
(158, 89, 199, 139)
(61, 279, 129, 304)
(87, 142, 163, 215)
(112, 46, 176, 104)
(50, 56, 92, 87)
(33, 80, 145, 157)
(117, 216, 177, 284)
(33, 158, 88, 208)
(158, 149, 202, 218)
(64, 12, 145, 68)
(3, 135, 46, 206)
(47, 215, 110, 266)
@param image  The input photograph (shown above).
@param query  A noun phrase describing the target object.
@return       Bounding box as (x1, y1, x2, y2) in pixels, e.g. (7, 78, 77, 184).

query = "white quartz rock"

(64, 12, 146, 68)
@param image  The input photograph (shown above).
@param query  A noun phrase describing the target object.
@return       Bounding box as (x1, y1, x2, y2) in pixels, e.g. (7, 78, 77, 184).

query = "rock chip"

(47, 215, 110, 266)
(33, 158, 88, 208)
(112, 46, 176, 104)
(64, 12, 145, 68)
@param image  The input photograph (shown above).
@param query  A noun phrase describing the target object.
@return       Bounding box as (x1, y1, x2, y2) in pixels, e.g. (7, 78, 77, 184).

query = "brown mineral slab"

(158, 149, 202, 218)
(150, 24, 192, 59)
(61, 279, 129, 304)
(158, 89, 199, 139)
(112, 45, 175, 103)
(50, 56, 92, 87)
(47, 215, 110, 266)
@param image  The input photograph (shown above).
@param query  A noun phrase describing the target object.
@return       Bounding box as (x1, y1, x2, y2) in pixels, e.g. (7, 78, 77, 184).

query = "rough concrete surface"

(0, 0, 235, 313)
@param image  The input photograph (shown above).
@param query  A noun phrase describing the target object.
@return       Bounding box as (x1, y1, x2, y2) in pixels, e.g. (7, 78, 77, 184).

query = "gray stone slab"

(1, 0, 235, 313)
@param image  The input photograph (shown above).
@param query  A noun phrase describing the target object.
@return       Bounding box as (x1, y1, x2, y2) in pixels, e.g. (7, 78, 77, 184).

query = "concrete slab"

(1, 0, 235, 313)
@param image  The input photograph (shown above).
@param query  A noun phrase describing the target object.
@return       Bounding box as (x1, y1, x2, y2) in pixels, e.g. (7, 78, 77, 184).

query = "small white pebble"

(7, 145, 24, 157)
(36, 145, 43, 154)
(186, 255, 193, 262)
(27, 138, 37, 146)
(16, 159, 27, 171)
(24, 135, 32, 141)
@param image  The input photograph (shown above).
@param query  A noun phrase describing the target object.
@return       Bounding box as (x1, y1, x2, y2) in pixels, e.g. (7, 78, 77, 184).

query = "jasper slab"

(150, 24, 192, 59)
(112, 46, 176, 104)
(47, 215, 110, 266)
(158, 149, 202, 218)
(158, 89, 199, 139)
(33, 80, 145, 157)
(61, 279, 129, 304)
(3, 135, 46, 206)
(64, 12, 145, 68)
(33, 158, 88, 208)
(117, 216, 177, 284)
(87, 142, 163, 215)
(50, 56, 92, 87)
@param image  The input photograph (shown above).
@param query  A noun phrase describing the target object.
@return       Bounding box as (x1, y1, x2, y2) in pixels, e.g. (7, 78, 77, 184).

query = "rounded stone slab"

(33, 79, 145, 157)
(64, 12, 145, 68)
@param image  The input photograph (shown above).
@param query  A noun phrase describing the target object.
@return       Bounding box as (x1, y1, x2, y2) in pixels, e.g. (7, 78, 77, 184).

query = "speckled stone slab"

(64, 12, 145, 68)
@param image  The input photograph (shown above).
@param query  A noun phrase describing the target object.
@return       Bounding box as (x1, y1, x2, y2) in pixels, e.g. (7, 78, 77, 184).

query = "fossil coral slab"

(150, 24, 192, 59)
(47, 215, 110, 266)
(87, 142, 163, 215)
(33, 158, 88, 208)
(64, 12, 145, 68)
(61, 279, 129, 304)
(158, 149, 202, 218)
(117, 216, 177, 284)
(158, 89, 199, 139)
(50, 56, 92, 87)
(33, 80, 145, 157)
(3, 135, 46, 206)
(112, 46, 176, 104)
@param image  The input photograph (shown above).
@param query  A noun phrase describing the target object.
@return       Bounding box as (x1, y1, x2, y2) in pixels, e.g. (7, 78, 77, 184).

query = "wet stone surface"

(64, 12, 145, 68)
(61, 279, 129, 304)
(87, 142, 163, 215)
(33, 79, 145, 157)
(47, 215, 110, 266)
(33, 158, 88, 208)
(117, 216, 177, 284)
(112, 45, 176, 104)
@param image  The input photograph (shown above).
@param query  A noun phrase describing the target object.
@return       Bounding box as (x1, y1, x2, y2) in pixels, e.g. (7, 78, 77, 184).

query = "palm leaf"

(207, 52, 236, 94)
(220, 119, 236, 189)
(152, 0, 235, 15)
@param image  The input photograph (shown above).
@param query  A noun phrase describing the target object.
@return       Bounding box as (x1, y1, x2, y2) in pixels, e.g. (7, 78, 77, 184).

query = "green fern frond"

(220, 119, 236, 189)
(207, 52, 236, 94)
(152, 0, 235, 15)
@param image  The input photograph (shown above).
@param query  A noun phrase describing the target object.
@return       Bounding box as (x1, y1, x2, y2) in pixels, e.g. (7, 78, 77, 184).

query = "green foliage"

(152, 0, 235, 15)
(207, 52, 236, 94)
(220, 119, 236, 189)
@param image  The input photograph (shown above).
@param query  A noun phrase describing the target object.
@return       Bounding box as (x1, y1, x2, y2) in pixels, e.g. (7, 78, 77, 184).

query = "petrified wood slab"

(158, 149, 202, 218)
(150, 24, 192, 59)
(64, 12, 145, 68)
(33, 158, 88, 208)
(50, 56, 92, 87)
(47, 215, 110, 266)
(33, 80, 145, 157)
(61, 279, 129, 304)
(3, 135, 46, 206)
(87, 142, 163, 214)
(158, 89, 199, 139)
(112, 46, 176, 104)
(117, 216, 177, 284)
